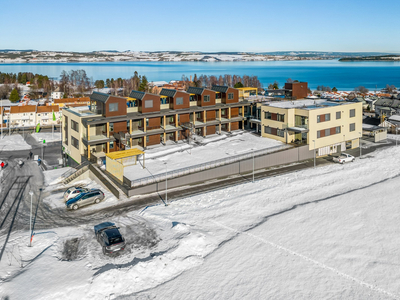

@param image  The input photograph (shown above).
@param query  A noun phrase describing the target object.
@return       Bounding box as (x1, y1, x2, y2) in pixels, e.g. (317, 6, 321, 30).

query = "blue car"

(65, 189, 105, 210)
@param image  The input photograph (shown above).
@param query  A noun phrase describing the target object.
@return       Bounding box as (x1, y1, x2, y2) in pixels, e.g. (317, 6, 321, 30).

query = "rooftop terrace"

(265, 99, 352, 110)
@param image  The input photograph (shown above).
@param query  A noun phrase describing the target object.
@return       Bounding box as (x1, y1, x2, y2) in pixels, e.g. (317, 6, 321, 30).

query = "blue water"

(1, 60, 400, 90)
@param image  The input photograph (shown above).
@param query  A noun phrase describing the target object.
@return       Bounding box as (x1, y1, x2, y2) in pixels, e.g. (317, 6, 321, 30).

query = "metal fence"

(129, 144, 290, 188)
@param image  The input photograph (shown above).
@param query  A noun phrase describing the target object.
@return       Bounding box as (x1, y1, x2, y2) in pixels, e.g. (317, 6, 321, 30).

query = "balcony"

(82, 134, 115, 146)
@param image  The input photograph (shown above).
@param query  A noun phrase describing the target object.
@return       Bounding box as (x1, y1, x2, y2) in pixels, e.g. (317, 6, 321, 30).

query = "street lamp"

(396, 125, 398, 146)
(164, 162, 168, 206)
(312, 140, 316, 168)
(29, 191, 33, 247)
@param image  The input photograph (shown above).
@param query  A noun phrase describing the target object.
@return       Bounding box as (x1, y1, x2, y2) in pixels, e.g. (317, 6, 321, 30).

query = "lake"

(1, 60, 400, 90)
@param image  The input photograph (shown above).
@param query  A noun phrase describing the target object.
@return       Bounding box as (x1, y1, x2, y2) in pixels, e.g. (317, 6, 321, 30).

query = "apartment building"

(5, 105, 61, 127)
(9, 106, 37, 127)
(37, 105, 61, 125)
(62, 86, 249, 164)
(260, 99, 363, 156)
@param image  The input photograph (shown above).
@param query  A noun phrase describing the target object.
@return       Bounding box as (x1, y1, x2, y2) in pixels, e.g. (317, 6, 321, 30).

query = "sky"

(1, 0, 399, 53)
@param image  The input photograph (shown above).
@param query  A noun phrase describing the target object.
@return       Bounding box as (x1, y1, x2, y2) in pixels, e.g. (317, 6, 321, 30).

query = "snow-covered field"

(124, 131, 289, 181)
(31, 132, 61, 143)
(1, 145, 400, 299)
(0, 134, 31, 151)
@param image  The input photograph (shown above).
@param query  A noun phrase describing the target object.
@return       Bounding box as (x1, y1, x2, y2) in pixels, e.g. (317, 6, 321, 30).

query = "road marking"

(212, 220, 399, 300)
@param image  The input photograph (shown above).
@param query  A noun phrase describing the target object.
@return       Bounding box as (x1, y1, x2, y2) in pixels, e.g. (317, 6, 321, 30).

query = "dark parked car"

(65, 189, 105, 210)
(94, 222, 126, 254)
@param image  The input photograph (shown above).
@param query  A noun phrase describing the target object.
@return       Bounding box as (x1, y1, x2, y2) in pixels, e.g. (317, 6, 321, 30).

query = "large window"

(277, 114, 284, 122)
(109, 103, 119, 112)
(336, 111, 341, 119)
(176, 97, 183, 105)
(204, 95, 210, 102)
(350, 123, 355, 132)
(228, 93, 234, 100)
(317, 126, 341, 139)
(265, 112, 271, 119)
(317, 113, 331, 123)
(145, 100, 153, 108)
(71, 120, 79, 132)
(350, 109, 356, 118)
(71, 136, 79, 149)
(109, 122, 114, 132)
(264, 126, 284, 137)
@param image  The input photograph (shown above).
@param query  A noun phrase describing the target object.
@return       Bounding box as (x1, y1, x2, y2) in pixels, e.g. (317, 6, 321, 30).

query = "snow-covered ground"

(31, 132, 61, 143)
(43, 167, 73, 186)
(2, 145, 400, 299)
(124, 131, 289, 181)
(0, 134, 31, 151)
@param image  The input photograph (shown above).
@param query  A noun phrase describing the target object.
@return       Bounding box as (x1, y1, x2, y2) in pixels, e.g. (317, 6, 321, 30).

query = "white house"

(9, 105, 37, 127)
(37, 105, 61, 125)
(51, 91, 63, 99)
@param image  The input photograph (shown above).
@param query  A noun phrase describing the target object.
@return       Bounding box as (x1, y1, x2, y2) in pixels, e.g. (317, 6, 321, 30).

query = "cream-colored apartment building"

(260, 100, 363, 156)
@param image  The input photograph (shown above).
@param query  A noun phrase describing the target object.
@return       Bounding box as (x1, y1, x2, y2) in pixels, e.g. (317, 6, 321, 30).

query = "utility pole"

(313, 140, 316, 168)
(164, 162, 168, 206)
(252, 150, 255, 183)
(29, 191, 33, 247)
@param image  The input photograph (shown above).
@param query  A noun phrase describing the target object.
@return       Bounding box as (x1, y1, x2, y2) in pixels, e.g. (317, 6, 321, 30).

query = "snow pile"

(31, 132, 61, 143)
(43, 167, 73, 186)
(0, 135, 32, 151)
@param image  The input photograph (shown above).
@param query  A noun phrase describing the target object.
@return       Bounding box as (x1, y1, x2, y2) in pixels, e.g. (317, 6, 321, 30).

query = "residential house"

(52, 97, 90, 108)
(374, 98, 400, 119)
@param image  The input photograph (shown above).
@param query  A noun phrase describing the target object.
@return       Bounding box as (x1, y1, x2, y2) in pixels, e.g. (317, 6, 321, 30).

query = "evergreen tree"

(9, 88, 20, 102)
(139, 76, 149, 92)
(234, 82, 244, 88)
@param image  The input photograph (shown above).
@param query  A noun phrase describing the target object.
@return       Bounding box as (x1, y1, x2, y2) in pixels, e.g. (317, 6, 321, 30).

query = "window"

(264, 126, 271, 134)
(144, 100, 153, 108)
(146, 136, 149, 143)
(336, 126, 341, 133)
(325, 129, 330, 137)
(277, 129, 284, 137)
(350, 123, 355, 132)
(127, 120, 130, 131)
(264, 112, 271, 119)
(317, 113, 330, 123)
(336, 111, 341, 119)
(109, 103, 119, 112)
(317, 131, 321, 138)
(71, 120, 79, 132)
(228, 93, 234, 100)
(109, 141, 114, 149)
(71, 137, 79, 149)
(176, 97, 183, 105)
(109, 122, 114, 132)
(204, 95, 210, 102)
(350, 109, 355, 118)
(325, 113, 330, 121)
(277, 114, 284, 122)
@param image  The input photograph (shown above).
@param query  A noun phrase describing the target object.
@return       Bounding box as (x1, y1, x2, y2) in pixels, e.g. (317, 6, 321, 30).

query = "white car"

(333, 153, 355, 164)
(63, 187, 90, 202)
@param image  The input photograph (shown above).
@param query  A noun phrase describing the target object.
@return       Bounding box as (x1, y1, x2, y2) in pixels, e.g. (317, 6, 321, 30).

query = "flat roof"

(106, 148, 144, 160)
(264, 99, 355, 110)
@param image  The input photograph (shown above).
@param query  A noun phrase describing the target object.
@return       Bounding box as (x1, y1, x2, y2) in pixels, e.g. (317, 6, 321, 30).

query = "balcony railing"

(147, 126, 161, 131)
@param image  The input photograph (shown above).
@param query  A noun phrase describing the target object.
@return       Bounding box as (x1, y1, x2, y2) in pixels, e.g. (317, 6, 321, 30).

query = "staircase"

(62, 161, 90, 185)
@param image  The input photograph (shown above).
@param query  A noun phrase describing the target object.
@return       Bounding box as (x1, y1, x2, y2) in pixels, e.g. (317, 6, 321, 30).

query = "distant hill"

(339, 55, 400, 61)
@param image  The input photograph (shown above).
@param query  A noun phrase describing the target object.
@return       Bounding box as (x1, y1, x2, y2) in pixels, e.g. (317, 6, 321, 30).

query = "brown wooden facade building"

(62, 87, 250, 164)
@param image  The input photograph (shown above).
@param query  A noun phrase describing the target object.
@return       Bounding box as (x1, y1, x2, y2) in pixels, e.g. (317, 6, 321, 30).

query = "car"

(63, 187, 91, 201)
(333, 153, 355, 164)
(65, 189, 105, 210)
(94, 222, 126, 255)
